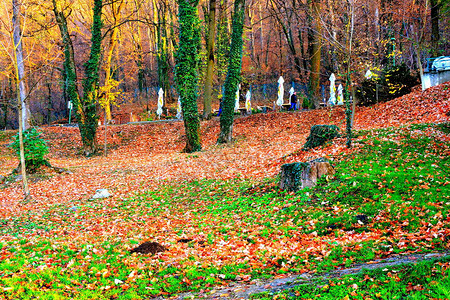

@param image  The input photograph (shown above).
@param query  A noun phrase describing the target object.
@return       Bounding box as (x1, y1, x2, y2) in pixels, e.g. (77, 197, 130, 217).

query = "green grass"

(0, 123, 449, 299)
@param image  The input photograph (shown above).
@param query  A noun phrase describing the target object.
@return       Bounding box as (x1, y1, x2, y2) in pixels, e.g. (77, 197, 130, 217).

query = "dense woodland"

(0, 0, 448, 130)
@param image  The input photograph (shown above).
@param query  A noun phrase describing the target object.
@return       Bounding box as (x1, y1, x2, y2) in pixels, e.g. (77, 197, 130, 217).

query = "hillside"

(1, 83, 448, 210)
(0, 83, 449, 299)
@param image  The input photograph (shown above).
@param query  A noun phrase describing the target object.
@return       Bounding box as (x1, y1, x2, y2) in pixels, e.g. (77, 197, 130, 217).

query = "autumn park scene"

(0, 0, 450, 298)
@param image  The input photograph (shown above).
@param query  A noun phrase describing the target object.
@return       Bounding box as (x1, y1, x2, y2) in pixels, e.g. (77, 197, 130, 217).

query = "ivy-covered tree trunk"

(80, 0, 103, 156)
(52, 0, 103, 156)
(202, 0, 217, 120)
(175, 0, 202, 153)
(52, 0, 83, 122)
(217, 0, 245, 144)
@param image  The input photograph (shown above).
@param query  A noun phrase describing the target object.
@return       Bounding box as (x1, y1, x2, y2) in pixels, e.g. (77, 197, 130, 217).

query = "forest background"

(0, 0, 449, 130)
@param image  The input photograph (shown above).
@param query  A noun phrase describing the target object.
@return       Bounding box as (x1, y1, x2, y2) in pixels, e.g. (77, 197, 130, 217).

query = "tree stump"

(279, 158, 335, 191)
(303, 125, 340, 150)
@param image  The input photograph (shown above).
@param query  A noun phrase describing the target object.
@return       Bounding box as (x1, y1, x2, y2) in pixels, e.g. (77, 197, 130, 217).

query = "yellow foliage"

(99, 78, 121, 109)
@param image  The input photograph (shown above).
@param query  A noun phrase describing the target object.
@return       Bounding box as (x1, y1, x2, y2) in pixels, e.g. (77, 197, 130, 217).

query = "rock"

(279, 158, 335, 191)
(92, 189, 111, 199)
(303, 125, 340, 150)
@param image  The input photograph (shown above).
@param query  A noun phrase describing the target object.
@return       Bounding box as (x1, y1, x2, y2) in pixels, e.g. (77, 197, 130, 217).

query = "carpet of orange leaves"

(0, 82, 449, 218)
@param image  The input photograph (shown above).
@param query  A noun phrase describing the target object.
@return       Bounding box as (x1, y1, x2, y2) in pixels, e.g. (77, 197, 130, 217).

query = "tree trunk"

(103, 0, 124, 122)
(0, 82, 7, 129)
(308, 0, 321, 108)
(79, 0, 103, 156)
(270, 1, 303, 79)
(203, 0, 217, 120)
(52, 0, 82, 121)
(46, 74, 52, 125)
(327, 0, 338, 72)
(131, 0, 146, 103)
(12, 0, 30, 130)
(53, 0, 83, 129)
(216, 0, 230, 85)
(12, 0, 29, 198)
(430, 0, 440, 56)
(175, 0, 202, 153)
(344, 0, 355, 148)
(53, 0, 103, 156)
(217, 0, 246, 144)
(155, 0, 172, 105)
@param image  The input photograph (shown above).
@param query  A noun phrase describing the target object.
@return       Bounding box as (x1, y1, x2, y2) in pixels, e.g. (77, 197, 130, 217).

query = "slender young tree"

(269, 0, 304, 79)
(12, 0, 30, 131)
(102, 0, 124, 122)
(202, 0, 217, 120)
(131, 0, 146, 99)
(217, 0, 246, 144)
(11, 0, 29, 198)
(175, 0, 202, 152)
(155, 0, 173, 105)
(52, 0, 82, 124)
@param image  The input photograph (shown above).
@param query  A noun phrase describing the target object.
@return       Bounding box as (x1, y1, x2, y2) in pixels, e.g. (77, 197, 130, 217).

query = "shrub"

(301, 94, 314, 109)
(384, 64, 418, 98)
(11, 128, 49, 172)
(303, 125, 340, 150)
(356, 63, 418, 106)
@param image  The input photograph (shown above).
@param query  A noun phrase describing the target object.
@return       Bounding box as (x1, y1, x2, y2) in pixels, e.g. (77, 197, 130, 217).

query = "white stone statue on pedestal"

(337, 84, 344, 105)
(329, 73, 336, 106)
(245, 90, 251, 114)
(176, 97, 182, 120)
(234, 84, 240, 112)
(277, 76, 284, 107)
(157, 88, 164, 119)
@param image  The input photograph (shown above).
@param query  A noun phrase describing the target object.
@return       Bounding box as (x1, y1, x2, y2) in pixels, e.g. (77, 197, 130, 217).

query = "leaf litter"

(0, 82, 449, 298)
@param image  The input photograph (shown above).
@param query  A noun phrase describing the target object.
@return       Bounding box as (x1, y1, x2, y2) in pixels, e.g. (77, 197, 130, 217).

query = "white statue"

(337, 84, 344, 105)
(176, 97, 182, 120)
(277, 76, 284, 107)
(157, 88, 164, 119)
(329, 73, 336, 106)
(245, 90, 251, 113)
(234, 84, 240, 112)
